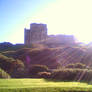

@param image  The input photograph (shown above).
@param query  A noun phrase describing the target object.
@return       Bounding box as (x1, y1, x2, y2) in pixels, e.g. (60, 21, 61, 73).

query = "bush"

(0, 53, 25, 76)
(0, 68, 11, 78)
(10, 68, 28, 78)
(65, 63, 86, 69)
(29, 64, 49, 77)
(0, 53, 15, 72)
(51, 69, 92, 81)
(10, 59, 25, 78)
(38, 72, 51, 78)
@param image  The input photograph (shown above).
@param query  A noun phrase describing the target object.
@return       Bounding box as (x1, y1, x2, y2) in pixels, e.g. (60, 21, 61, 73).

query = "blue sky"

(0, 0, 92, 44)
(0, 0, 55, 44)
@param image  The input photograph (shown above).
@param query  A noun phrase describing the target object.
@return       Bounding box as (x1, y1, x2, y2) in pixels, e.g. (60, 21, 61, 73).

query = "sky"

(0, 0, 92, 44)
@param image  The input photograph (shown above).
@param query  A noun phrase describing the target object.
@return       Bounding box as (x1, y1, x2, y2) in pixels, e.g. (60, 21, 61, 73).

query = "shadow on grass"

(43, 78, 92, 85)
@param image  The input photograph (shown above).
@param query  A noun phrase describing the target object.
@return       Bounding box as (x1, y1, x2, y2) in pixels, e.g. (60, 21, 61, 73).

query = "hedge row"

(38, 69, 92, 82)
(65, 63, 87, 69)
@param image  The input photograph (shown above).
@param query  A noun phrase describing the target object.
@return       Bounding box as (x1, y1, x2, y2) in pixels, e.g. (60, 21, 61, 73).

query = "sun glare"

(24, 0, 92, 44)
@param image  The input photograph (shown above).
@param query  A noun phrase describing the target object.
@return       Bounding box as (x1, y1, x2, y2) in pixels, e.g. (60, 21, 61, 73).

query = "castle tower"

(24, 23, 47, 45)
(24, 28, 30, 45)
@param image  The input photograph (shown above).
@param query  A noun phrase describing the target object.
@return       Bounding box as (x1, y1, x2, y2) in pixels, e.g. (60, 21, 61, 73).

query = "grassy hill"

(1, 42, 92, 79)
(0, 42, 92, 92)
(2, 46, 92, 68)
(0, 79, 92, 92)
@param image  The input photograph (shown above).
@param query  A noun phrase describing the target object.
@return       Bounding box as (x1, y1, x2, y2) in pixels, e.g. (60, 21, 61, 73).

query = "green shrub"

(51, 69, 92, 81)
(0, 53, 25, 77)
(10, 59, 25, 78)
(0, 68, 11, 78)
(0, 53, 15, 72)
(10, 68, 28, 78)
(29, 64, 49, 77)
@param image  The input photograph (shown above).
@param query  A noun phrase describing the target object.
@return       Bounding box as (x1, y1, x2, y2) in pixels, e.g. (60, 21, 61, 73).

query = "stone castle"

(24, 23, 47, 45)
(24, 23, 75, 45)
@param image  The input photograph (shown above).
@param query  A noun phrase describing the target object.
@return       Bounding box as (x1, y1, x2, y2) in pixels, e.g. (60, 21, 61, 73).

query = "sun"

(26, 0, 92, 44)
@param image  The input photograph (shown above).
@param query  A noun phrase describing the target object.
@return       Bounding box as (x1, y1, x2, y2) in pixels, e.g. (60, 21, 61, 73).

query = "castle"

(24, 23, 47, 45)
(24, 23, 75, 45)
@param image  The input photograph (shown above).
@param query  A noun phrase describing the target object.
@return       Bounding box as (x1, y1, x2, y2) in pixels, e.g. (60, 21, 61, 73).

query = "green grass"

(0, 78, 92, 92)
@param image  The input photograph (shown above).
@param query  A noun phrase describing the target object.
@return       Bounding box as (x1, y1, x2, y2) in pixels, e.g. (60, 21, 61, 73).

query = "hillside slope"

(2, 45, 92, 69)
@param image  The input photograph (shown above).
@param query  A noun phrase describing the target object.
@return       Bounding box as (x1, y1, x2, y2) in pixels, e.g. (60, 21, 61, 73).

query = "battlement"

(30, 23, 47, 31)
